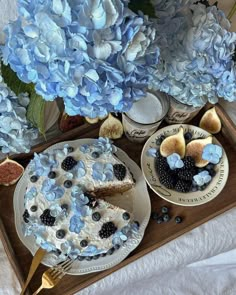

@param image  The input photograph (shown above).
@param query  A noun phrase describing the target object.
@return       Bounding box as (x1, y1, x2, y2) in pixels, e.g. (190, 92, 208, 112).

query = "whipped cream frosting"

(22, 138, 137, 259)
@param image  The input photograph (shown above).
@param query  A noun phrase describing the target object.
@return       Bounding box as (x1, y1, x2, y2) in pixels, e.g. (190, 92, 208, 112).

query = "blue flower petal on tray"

(202, 144, 223, 164)
(167, 153, 184, 170)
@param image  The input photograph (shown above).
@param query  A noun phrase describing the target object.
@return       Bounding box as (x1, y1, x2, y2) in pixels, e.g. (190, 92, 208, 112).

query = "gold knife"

(20, 248, 47, 295)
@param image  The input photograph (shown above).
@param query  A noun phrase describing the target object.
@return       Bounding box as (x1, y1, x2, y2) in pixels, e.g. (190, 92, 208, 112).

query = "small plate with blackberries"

(141, 124, 229, 206)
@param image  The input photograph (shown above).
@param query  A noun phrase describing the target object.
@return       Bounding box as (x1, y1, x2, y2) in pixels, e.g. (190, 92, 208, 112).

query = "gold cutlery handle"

(32, 284, 44, 295)
(20, 248, 47, 295)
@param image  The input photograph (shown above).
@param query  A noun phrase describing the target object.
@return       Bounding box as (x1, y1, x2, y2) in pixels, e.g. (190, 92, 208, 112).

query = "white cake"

(22, 138, 138, 260)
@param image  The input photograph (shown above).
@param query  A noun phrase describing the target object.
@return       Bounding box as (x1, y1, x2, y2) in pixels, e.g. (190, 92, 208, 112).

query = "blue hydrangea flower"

(3, 0, 160, 118)
(60, 241, 81, 260)
(112, 230, 128, 246)
(81, 245, 104, 256)
(93, 137, 117, 154)
(92, 162, 114, 181)
(79, 144, 90, 154)
(69, 215, 85, 234)
(25, 187, 38, 200)
(75, 160, 86, 178)
(0, 80, 38, 154)
(193, 170, 212, 186)
(49, 204, 63, 218)
(146, 148, 157, 158)
(35, 234, 57, 252)
(167, 153, 184, 170)
(71, 195, 92, 217)
(29, 152, 58, 176)
(41, 179, 65, 201)
(202, 143, 223, 164)
(150, 3, 236, 106)
(71, 185, 85, 199)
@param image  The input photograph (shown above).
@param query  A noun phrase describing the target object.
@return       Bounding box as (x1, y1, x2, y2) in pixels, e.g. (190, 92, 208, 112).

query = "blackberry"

(122, 212, 130, 220)
(92, 212, 101, 222)
(30, 205, 38, 212)
(113, 164, 127, 181)
(40, 209, 56, 226)
(30, 175, 38, 183)
(182, 156, 195, 169)
(175, 180, 192, 193)
(155, 155, 169, 174)
(178, 168, 197, 181)
(99, 222, 117, 239)
(23, 209, 30, 223)
(209, 169, 216, 177)
(85, 193, 98, 209)
(48, 171, 56, 179)
(159, 171, 176, 189)
(61, 156, 77, 171)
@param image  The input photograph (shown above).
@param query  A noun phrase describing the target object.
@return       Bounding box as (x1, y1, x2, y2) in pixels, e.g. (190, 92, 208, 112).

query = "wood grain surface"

(0, 104, 236, 295)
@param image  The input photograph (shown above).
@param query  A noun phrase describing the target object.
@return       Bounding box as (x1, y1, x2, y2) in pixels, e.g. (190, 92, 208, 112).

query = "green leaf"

(128, 0, 155, 17)
(1, 62, 46, 135)
(26, 92, 46, 135)
(1, 62, 34, 95)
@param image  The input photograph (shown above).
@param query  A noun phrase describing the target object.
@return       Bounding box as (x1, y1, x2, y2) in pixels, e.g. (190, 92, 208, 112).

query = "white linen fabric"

(0, 1, 236, 295)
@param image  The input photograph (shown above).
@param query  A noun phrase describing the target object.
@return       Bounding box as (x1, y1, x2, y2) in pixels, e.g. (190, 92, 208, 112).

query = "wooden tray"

(0, 105, 236, 295)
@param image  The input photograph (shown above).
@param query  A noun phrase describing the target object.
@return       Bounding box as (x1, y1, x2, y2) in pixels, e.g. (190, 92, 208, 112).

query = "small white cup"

(122, 91, 169, 143)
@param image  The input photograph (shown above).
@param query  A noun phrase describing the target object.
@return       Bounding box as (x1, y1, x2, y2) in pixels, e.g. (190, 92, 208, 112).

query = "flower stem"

(227, 3, 236, 20)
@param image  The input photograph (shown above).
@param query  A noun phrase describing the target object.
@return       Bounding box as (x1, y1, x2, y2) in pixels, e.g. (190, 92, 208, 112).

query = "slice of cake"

(22, 137, 138, 260)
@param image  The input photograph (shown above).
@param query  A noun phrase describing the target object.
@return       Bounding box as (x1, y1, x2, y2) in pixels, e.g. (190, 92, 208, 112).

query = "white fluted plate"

(14, 139, 151, 275)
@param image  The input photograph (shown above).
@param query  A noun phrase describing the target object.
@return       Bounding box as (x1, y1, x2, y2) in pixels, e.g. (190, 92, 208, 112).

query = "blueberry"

(191, 185, 198, 192)
(161, 206, 168, 214)
(107, 247, 115, 255)
(92, 212, 101, 222)
(64, 180, 72, 188)
(151, 212, 159, 220)
(114, 244, 120, 250)
(156, 217, 163, 224)
(156, 135, 165, 145)
(93, 254, 100, 260)
(122, 212, 130, 220)
(209, 169, 216, 177)
(80, 240, 88, 248)
(61, 204, 69, 211)
(30, 205, 38, 212)
(184, 132, 192, 140)
(206, 163, 215, 171)
(134, 221, 140, 227)
(48, 171, 56, 179)
(78, 256, 85, 261)
(101, 253, 107, 257)
(175, 216, 183, 224)
(56, 229, 66, 239)
(198, 184, 207, 191)
(67, 146, 74, 153)
(30, 175, 38, 183)
(85, 256, 93, 261)
(91, 151, 100, 159)
(163, 214, 171, 222)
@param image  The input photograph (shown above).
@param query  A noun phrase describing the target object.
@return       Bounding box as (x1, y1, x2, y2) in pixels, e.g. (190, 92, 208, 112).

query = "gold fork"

(32, 258, 74, 295)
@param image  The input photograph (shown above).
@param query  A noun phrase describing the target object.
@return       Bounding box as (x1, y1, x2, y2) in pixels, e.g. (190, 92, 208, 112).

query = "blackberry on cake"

(113, 164, 126, 181)
(61, 156, 77, 171)
(40, 209, 56, 226)
(99, 222, 117, 239)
